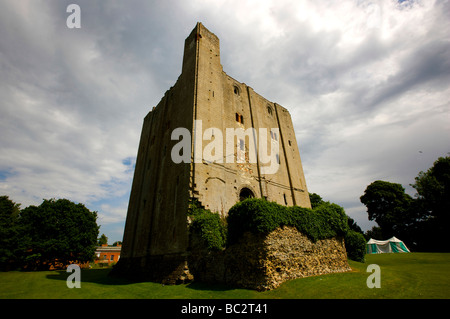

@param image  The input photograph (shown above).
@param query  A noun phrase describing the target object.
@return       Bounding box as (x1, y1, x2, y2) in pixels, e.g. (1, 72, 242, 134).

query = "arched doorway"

(239, 187, 255, 202)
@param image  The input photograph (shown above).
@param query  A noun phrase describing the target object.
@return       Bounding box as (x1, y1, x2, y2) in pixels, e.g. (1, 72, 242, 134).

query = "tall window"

(235, 112, 244, 124)
(270, 130, 278, 141)
(237, 138, 245, 162)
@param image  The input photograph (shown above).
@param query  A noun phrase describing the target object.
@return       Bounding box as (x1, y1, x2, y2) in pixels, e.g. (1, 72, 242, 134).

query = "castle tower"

(115, 23, 311, 282)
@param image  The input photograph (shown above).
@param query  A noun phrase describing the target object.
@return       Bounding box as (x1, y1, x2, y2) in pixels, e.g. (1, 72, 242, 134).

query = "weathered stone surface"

(188, 226, 351, 291)
(116, 22, 313, 282)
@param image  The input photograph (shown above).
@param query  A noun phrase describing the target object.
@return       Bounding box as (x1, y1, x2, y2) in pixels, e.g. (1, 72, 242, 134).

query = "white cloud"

(1, 0, 449, 243)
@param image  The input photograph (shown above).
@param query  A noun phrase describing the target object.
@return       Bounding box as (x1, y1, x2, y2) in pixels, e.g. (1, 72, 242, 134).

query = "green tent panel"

(366, 236, 410, 254)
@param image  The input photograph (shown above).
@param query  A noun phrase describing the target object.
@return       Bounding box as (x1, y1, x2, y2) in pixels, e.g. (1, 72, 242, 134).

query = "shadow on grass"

(46, 268, 133, 286)
(46, 268, 238, 291)
(185, 281, 239, 292)
(46, 269, 244, 292)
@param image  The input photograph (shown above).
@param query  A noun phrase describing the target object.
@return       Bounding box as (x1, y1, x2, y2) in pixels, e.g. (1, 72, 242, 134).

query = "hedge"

(188, 199, 227, 251)
(344, 229, 366, 262)
(227, 198, 349, 245)
(189, 198, 366, 262)
(227, 198, 366, 262)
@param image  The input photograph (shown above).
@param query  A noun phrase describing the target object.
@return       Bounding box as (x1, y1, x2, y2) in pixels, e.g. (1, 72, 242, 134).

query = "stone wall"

(188, 226, 351, 291)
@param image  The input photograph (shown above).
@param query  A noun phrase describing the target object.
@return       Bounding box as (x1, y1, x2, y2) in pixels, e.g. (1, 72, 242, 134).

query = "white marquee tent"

(366, 237, 410, 254)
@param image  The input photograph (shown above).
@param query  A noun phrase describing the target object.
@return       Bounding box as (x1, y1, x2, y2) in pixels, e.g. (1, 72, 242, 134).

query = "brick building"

(95, 244, 121, 265)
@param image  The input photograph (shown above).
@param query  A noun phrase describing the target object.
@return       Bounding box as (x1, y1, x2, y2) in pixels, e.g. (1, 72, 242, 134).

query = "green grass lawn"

(1, 253, 449, 299)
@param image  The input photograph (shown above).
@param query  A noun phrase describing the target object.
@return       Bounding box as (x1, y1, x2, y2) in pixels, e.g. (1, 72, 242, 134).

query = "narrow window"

(233, 85, 240, 95)
(267, 105, 273, 115)
(236, 113, 244, 124)
(270, 131, 278, 141)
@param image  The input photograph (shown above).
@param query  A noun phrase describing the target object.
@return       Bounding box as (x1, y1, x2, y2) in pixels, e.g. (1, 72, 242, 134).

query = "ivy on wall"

(188, 198, 366, 262)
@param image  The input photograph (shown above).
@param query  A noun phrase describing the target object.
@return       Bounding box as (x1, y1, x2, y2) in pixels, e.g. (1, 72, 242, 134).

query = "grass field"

(1, 253, 449, 299)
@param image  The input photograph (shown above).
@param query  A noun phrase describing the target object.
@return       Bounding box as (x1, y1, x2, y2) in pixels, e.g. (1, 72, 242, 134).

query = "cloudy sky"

(1, 0, 449, 243)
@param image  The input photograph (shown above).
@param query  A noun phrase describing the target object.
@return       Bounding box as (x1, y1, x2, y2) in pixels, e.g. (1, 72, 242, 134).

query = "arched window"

(233, 85, 240, 96)
(267, 105, 273, 116)
(239, 187, 255, 201)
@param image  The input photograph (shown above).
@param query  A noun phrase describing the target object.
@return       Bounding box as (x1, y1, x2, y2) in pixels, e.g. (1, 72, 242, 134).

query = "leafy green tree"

(361, 157, 450, 251)
(364, 225, 384, 241)
(0, 196, 21, 270)
(360, 180, 414, 239)
(344, 229, 366, 262)
(347, 216, 363, 234)
(98, 233, 108, 246)
(411, 156, 450, 251)
(309, 193, 324, 209)
(308, 193, 365, 261)
(19, 199, 99, 269)
(412, 156, 450, 222)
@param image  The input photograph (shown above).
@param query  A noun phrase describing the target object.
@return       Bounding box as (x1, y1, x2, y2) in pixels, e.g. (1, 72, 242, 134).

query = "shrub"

(344, 230, 366, 262)
(188, 200, 227, 251)
(227, 198, 349, 245)
(190, 198, 366, 262)
(226, 198, 290, 243)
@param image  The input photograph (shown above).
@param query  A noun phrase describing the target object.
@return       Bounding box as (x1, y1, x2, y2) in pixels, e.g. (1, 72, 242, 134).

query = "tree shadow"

(185, 281, 241, 292)
(47, 268, 244, 291)
(46, 268, 133, 286)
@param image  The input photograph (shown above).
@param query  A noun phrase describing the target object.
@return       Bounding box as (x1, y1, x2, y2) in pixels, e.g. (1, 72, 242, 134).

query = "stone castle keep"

(114, 23, 350, 288)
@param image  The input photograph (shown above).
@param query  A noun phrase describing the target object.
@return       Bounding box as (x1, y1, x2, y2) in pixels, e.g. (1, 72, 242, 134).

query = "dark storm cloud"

(366, 40, 450, 109)
(1, 0, 449, 241)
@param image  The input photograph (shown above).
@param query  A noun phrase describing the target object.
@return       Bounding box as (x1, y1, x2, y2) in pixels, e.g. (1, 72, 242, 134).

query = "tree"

(98, 234, 108, 246)
(361, 157, 450, 251)
(307, 192, 365, 262)
(412, 156, 450, 221)
(0, 196, 21, 270)
(347, 216, 363, 234)
(19, 199, 99, 270)
(309, 193, 324, 209)
(411, 156, 450, 251)
(364, 225, 383, 241)
(360, 180, 414, 239)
